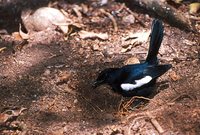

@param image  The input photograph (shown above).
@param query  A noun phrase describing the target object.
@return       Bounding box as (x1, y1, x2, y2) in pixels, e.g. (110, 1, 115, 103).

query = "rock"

(122, 14, 135, 25)
(21, 7, 71, 33)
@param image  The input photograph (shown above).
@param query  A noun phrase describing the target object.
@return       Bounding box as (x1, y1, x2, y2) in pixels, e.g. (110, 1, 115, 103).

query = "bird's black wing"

(143, 64, 172, 79)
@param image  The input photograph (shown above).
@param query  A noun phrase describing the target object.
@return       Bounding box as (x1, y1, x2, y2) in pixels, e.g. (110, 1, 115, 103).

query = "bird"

(93, 19, 172, 97)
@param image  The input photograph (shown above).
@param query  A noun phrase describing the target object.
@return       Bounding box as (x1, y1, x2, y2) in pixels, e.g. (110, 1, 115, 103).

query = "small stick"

(124, 96, 151, 109)
(146, 112, 164, 134)
(127, 116, 148, 135)
(100, 9, 118, 32)
(80, 95, 103, 112)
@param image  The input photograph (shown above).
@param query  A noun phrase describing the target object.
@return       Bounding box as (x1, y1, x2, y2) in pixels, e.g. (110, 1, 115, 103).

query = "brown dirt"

(0, 0, 199, 135)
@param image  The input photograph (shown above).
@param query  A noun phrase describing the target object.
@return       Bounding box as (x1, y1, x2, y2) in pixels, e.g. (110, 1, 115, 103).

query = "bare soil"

(0, 0, 199, 135)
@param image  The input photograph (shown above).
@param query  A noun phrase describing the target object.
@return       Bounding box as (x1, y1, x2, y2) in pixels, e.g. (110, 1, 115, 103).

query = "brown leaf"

(92, 44, 101, 51)
(189, 3, 200, 14)
(123, 30, 150, 44)
(72, 5, 82, 20)
(123, 57, 140, 65)
(19, 24, 29, 40)
(169, 71, 181, 81)
(0, 108, 26, 125)
(56, 71, 72, 85)
(12, 32, 23, 41)
(121, 45, 132, 53)
(0, 113, 10, 125)
(79, 30, 109, 40)
(0, 47, 6, 53)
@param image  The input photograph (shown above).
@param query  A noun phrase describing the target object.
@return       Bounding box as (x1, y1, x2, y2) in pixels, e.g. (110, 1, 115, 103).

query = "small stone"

(22, 7, 71, 33)
(122, 14, 135, 25)
(62, 108, 67, 112)
(74, 99, 78, 104)
(43, 69, 51, 76)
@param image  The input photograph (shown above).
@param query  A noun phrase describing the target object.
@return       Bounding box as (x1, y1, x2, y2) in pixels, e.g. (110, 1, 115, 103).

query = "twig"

(170, 93, 196, 103)
(80, 95, 103, 113)
(125, 105, 167, 123)
(100, 9, 118, 32)
(126, 116, 148, 135)
(189, 16, 200, 21)
(124, 96, 151, 109)
(0, 47, 6, 53)
(146, 112, 164, 134)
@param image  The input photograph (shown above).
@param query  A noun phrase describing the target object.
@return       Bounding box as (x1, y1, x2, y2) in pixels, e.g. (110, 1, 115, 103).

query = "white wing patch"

(121, 76, 152, 91)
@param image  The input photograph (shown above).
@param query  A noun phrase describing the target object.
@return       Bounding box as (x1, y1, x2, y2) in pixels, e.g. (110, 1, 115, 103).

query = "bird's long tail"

(145, 19, 164, 65)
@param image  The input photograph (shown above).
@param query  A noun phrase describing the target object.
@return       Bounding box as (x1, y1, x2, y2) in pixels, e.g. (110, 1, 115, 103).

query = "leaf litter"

(0, 0, 199, 134)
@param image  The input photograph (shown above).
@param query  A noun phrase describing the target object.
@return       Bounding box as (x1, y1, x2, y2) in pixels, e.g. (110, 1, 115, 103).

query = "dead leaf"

(60, 9, 70, 18)
(123, 30, 150, 44)
(81, 4, 89, 14)
(78, 30, 109, 40)
(92, 44, 101, 51)
(56, 71, 72, 85)
(0, 108, 26, 126)
(183, 39, 196, 45)
(0, 47, 6, 53)
(12, 32, 23, 41)
(73, 5, 82, 20)
(19, 24, 29, 40)
(175, 0, 183, 3)
(0, 113, 10, 125)
(52, 22, 69, 32)
(121, 45, 132, 53)
(123, 57, 140, 65)
(169, 71, 181, 81)
(189, 3, 200, 14)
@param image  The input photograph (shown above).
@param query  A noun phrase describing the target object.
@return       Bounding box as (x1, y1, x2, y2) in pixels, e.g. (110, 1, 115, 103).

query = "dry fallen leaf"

(92, 44, 101, 51)
(183, 39, 196, 45)
(73, 5, 83, 20)
(56, 71, 72, 85)
(0, 47, 6, 53)
(169, 71, 181, 81)
(123, 57, 140, 65)
(0, 108, 26, 126)
(12, 32, 23, 41)
(175, 0, 183, 3)
(78, 30, 109, 40)
(0, 113, 10, 125)
(123, 30, 150, 44)
(189, 3, 200, 14)
(121, 45, 132, 53)
(19, 24, 29, 40)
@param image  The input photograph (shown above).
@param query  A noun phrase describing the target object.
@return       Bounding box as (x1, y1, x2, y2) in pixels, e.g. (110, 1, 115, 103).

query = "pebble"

(122, 14, 135, 25)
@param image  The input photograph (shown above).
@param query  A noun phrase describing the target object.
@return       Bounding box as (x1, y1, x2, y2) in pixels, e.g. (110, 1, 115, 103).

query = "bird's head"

(93, 68, 117, 88)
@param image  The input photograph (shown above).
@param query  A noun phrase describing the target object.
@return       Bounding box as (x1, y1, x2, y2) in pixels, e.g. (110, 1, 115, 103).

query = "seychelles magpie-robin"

(93, 19, 172, 97)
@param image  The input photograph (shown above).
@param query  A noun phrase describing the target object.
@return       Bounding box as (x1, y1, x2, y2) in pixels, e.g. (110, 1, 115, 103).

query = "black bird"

(93, 19, 172, 97)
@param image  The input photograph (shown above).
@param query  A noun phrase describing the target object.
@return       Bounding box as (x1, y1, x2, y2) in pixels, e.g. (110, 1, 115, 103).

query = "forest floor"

(0, 0, 199, 134)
